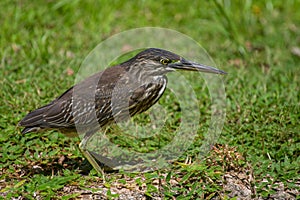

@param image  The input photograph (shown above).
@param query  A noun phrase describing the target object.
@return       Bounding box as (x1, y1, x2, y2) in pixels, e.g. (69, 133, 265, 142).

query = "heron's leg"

(79, 132, 105, 180)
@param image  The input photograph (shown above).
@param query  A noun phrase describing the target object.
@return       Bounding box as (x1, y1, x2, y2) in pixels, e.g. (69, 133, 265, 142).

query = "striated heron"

(19, 48, 226, 174)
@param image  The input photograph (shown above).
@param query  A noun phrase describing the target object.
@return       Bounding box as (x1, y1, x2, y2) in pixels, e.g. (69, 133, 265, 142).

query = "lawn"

(0, 0, 299, 199)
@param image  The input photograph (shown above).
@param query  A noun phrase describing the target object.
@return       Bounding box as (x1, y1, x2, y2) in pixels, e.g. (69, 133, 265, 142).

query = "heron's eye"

(160, 59, 170, 65)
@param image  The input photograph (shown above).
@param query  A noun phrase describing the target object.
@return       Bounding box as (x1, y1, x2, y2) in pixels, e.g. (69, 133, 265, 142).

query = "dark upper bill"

(168, 59, 227, 75)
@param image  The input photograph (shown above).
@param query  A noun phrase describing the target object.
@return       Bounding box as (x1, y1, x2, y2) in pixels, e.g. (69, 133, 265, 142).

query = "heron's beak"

(168, 59, 227, 75)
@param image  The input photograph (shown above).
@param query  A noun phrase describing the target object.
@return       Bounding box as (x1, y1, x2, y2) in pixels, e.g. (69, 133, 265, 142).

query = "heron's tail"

(18, 105, 50, 134)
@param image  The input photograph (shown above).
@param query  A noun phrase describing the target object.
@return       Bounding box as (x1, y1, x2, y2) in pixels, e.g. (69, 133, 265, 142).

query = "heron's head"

(126, 48, 227, 76)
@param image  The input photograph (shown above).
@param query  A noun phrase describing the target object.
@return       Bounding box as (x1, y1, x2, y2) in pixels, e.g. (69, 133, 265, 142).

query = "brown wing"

(19, 65, 127, 134)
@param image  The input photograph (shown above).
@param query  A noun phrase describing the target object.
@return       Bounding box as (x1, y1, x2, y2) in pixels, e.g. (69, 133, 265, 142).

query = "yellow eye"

(160, 59, 170, 65)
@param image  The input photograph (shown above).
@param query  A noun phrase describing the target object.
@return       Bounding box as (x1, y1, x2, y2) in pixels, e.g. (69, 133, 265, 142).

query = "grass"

(1, 0, 299, 199)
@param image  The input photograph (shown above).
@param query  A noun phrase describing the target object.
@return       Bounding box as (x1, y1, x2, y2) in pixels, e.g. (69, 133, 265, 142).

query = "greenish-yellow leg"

(79, 134, 105, 180)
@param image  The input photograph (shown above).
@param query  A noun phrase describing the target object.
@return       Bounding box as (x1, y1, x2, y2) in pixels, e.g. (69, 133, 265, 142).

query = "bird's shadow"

(19, 155, 117, 177)
(19, 157, 89, 177)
